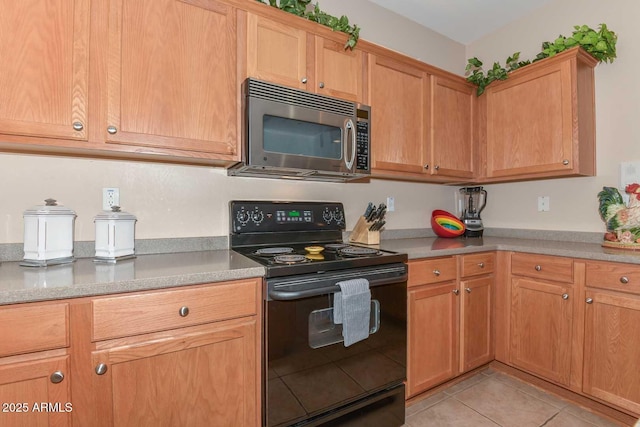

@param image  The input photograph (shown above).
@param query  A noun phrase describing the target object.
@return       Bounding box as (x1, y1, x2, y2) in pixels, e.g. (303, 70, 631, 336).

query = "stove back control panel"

(230, 201, 345, 233)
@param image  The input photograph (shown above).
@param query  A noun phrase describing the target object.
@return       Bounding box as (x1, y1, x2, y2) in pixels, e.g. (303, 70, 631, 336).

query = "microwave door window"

(263, 115, 342, 159)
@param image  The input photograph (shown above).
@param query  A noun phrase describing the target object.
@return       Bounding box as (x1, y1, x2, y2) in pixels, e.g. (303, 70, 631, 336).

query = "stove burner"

(324, 243, 349, 251)
(274, 254, 308, 264)
(339, 246, 380, 257)
(256, 247, 294, 256)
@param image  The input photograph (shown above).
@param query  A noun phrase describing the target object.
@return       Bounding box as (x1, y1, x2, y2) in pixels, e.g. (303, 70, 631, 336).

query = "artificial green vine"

(255, 0, 360, 49)
(465, 24, 618, 96)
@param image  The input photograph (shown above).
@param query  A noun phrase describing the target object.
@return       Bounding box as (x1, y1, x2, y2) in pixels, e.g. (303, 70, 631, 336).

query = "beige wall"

(467, 0, 640, 232)
(0, 1, 466, 245)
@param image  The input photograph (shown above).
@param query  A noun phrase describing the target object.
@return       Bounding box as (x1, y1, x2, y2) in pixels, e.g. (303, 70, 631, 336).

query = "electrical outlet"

(103, 188, 120, 210)
(386, 197, 395, 212)
(537, 196, 550, 212)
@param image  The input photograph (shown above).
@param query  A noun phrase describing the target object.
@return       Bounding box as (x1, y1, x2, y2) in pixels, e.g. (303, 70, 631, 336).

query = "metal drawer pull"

(301, 77, 308, 84)
(586, 298, 594, 304)
(562, 293, 569, 300)
(72, 122, 83, 131)
(465, 288, 471, 293)
(433, 269, 441, 276)
(50, 371, 64, 384)
(478, 262, 485, 268)
(179, 306, 190, 317)
(620, 276, 629, 284)
(535, 265, 542, 271)
(107, 125, 117, 134)
(95, 364, 108, 375)
(452, 289, 459, 295)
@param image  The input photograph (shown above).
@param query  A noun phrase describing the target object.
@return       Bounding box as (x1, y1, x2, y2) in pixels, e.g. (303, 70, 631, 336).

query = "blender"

(457, 186, 487, 237)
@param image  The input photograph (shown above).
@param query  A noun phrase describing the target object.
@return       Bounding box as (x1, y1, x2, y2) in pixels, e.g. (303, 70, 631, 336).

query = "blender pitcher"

(458, 187, 487, 237)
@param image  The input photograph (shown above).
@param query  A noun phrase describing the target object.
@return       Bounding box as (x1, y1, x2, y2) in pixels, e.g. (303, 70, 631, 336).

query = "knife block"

(349, 216, 380, 245)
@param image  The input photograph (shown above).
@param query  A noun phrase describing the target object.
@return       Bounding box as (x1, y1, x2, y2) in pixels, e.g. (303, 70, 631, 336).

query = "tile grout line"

(451, 395, 503, 426)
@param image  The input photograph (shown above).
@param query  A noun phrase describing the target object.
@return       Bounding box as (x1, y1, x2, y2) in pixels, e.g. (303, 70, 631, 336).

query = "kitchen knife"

(366, 204, 377, 221)
(373, 220, 386, 231)
(363, 202, 374, 219)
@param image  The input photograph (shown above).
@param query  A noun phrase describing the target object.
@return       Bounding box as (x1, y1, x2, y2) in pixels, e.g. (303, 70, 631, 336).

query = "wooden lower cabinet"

(407, 281, 459, 397)
(583, 289, 640, 414)
(0, 355, 72, 427)
(460, 276, 493, 372)
(92, 318, 257, 427)
(510, 276, 574, 386)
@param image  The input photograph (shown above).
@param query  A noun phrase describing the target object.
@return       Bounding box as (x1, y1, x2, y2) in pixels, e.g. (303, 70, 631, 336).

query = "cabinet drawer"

(92, 279, 258, 341)
(511, 253, 573, 283)
(0, 303, 69, 357)
(586, 261, 640, 294)
(460, 252, 495, 277)
(408, 257, 457, 287)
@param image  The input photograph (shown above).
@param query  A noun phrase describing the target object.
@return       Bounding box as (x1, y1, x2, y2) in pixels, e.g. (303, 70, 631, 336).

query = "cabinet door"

(485, 60, 573, 178)
(106, 0, 239, 159)
(93, 318, 257, 427)
(460, 276, 493, 372)
(583, 290, 640, 414)
(0, 355, 71, 427)
(407, 282, 459, 397)
(246, 13, 308, 90)
(431, 76, 475, 179)
(369, 55, 429, 178)
(510, 277, 573, 386)
(0, 0, 89, 141)
(314, 37, 365, 102)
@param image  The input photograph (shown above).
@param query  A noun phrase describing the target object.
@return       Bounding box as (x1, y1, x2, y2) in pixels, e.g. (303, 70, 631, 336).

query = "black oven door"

(265, 265, 407, 427)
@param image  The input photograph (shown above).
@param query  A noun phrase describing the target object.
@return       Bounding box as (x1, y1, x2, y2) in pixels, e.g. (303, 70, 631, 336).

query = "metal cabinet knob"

(179, 306, 190, 317)
(72, 122, 84, 131)
(318, 82, 325, 88)
(478, 262, 485, 268)
(465, 288, 471, 293)
(301, 77, 308, 84)
(562, 293, 569, 300)
(95, 363, 108, 375)
(562, 159, 570, 165)
(107, 126, 117, 135)
(586, 298, 594, 304)
(452, 289, 459, 295)
(50, 371, 64, 384)
(434, 165, 440, 171)
(535, 265, 542, 271)
(433, 269, 441, 276)
(620, 276, 629, 284)
(424, 164, 429, 170)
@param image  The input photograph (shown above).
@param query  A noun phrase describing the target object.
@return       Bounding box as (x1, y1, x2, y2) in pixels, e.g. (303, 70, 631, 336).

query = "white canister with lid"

(94, 206, 137, 261)
(22, 198, 76, 266)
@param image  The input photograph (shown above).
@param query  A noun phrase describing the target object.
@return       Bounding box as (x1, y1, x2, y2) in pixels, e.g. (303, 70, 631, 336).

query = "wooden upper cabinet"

(246, 13, 307, 90)
(246, 13, 365, 102)
(431, 76, 475, 180)
(105, 0, 239, 160)
(369, 54, 430, 179)
(0, 0, 89, 141)
(483, 47, 597, 181)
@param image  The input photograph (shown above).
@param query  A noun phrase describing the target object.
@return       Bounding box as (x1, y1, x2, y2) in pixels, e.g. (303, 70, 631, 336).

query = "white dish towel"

(333, 278, 371, 347)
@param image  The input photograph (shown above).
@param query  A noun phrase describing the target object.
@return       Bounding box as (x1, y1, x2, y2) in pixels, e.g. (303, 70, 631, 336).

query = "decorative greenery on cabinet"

(255, 0, 360, 48)
(466, 24, 617, 95)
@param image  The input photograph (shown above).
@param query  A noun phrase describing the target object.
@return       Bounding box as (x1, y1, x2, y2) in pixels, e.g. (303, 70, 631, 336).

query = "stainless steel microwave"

(228, 78, 371, 182)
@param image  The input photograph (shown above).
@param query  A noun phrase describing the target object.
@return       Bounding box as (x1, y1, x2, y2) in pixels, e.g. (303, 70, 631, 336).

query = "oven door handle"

(268, 275, 407, 301)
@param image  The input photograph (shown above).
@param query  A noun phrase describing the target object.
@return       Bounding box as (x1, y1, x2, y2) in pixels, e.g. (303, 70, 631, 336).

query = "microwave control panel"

(356, 121, 369, 171)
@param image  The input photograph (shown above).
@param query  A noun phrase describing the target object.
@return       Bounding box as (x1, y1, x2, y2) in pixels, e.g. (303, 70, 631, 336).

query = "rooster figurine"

(598, 183, 640, 246)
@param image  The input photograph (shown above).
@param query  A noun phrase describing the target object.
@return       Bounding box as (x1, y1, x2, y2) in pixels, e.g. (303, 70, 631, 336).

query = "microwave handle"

(344, 119, 356, 171)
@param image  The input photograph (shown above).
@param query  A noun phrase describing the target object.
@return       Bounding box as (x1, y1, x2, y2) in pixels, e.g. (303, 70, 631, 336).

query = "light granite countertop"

(0, 250, 264, 305)
(3, 235, 640, 306)
(378, 236, 640, 264)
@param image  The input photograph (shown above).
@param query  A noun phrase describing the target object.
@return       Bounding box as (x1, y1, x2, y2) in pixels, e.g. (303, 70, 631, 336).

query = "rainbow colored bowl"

(431, 210, 465, 238)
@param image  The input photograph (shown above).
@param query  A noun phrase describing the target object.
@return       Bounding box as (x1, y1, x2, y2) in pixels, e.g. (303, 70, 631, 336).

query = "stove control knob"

(252, 211, 264, 224)
(322, 208, 333, 223)
(236, 210, 250, 225)
(334, 209, 344, 223)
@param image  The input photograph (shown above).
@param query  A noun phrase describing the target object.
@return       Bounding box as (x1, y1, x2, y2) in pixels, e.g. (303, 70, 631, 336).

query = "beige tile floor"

(404, 368, 630, 427)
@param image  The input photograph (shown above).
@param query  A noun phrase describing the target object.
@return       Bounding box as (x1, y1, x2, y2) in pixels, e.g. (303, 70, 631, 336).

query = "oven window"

(263, 115, 342, 159)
